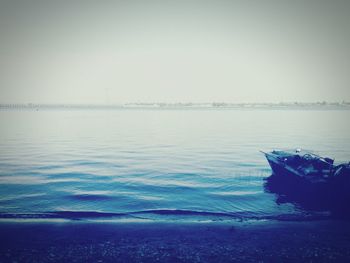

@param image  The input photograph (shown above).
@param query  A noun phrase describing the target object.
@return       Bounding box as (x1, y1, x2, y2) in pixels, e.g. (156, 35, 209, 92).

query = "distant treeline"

(1, 102, 350, 110)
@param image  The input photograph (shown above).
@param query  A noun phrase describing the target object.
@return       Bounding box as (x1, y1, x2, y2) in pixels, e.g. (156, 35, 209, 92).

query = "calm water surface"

(0, 109, 349, 221)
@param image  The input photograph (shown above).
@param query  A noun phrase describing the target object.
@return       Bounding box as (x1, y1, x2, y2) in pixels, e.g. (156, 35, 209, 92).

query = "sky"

(0, 0, 350, 104)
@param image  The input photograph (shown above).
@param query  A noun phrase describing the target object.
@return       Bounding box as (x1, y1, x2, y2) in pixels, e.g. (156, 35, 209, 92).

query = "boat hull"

(263, 151, 350, 215)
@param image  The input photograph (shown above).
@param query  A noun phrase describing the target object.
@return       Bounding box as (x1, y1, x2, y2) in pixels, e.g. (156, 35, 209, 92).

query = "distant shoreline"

(1, 102, 350, 110)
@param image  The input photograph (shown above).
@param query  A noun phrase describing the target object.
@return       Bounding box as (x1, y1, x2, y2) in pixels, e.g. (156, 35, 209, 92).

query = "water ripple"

(1, 109, 349, 220)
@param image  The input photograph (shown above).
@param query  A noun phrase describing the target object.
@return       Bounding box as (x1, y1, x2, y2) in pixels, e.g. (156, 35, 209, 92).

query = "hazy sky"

(1, 0, 349, 103)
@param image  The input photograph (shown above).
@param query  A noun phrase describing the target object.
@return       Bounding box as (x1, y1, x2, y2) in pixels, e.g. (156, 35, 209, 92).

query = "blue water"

(0, 109, 349, 221)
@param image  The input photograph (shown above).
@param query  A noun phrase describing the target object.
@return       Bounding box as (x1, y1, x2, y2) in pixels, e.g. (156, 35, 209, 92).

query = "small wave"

(36, 165, 63, 170)
(114, 177, 216, 188)
(66, 194, 114, 201)
(0, 209, 331, 221)
(0, 175, 86, 185)
(211, 190, 262, 196)
(0, 193, 47, 202)
(0, 211, 126, 219)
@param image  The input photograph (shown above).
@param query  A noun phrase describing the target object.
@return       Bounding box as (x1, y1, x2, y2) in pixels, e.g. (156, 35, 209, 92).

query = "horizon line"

(1, 101, 350, 105)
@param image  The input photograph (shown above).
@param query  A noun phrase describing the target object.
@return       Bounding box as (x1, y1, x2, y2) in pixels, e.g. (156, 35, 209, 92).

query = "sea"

(0, 108, 349, 222)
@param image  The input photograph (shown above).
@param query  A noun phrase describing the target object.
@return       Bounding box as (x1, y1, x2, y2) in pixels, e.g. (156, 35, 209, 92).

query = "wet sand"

(1, 220, 350, 262)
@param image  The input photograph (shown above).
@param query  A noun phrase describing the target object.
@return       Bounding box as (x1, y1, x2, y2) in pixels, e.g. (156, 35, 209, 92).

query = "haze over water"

(0, 108, 349, 221)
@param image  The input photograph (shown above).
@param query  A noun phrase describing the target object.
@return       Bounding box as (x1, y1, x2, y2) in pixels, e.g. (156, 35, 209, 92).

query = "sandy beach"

(1, 220, 350, 262)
